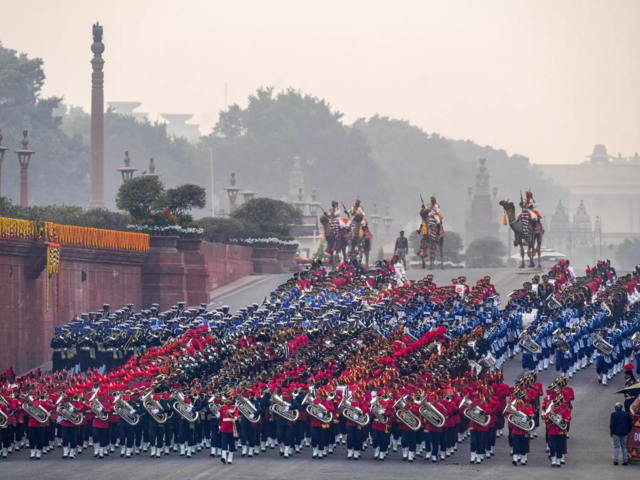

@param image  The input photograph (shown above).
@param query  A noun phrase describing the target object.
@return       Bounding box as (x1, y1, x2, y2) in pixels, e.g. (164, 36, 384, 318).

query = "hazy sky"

(2, 0, 639, 164)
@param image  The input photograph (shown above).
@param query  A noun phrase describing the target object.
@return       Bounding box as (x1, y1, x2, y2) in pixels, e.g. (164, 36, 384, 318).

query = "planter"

(276, 247, 298, 272)
(252, 247, 281, 274)
(149, 235, 179, 252)
(177, 238, 202, 252)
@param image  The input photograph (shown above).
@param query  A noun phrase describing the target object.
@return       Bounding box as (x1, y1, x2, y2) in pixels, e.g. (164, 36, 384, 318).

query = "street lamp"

(0, 129, 8, 198)
(224, 172, 241, 213)
(116, 151, 137, 183)
(370, 202, 381, 230)
(241, 190, 256, 203)
(15, 130, 35, 208)
(142, 157, 161, 178)
(293, 187, 307, 214)
(382, 205, 393, 252)
(308, 187, 320, 216)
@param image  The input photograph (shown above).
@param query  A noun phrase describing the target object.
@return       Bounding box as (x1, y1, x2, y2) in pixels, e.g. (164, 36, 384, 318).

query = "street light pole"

(15, 130, 35, 208)
(0, 129, 8, 198)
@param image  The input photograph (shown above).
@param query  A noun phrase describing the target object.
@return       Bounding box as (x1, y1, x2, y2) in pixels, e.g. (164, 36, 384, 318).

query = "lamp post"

(224, 173, 241, 213)
(142, 157, 161, 178)
(15, 130, 35, 207)
(382, 205, 393, 254)
(294, 187, 308, 215)
(116, 151, 137, 183)
(0, 129, 8, 198)
(308, 187, 320, 216)
(241, 190, 256, 203)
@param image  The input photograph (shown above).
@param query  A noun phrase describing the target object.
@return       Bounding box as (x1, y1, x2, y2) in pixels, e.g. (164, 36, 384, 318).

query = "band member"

(91, 387, 113, 459)
(310, 389, 335, 459)
(399, 390, 420, 462)
(545, 396, 571, 467)
(26, 390, 53, 460)
(220, 396, 239, 464)
(423, 392, 448, 463)
(60, 390, 82, 459)
(510, 398, 533, 466)
(371, 389, 394, 461)
(345, 390, 369, 460)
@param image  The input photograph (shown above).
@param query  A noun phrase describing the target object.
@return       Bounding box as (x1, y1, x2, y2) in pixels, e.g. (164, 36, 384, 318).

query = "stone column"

(89, 22, 106, 208)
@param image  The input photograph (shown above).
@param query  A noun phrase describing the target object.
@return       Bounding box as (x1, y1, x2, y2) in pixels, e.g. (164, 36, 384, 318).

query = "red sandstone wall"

(0, 240, 146, 375)
(200, 242, 254, 292)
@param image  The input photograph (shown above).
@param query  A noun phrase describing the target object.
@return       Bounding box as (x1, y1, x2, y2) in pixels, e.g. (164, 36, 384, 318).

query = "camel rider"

(428, 195, 443, 235)
(522, 190, 541, 221)
(349, 199, 365, 219)
(329, 200, 344, 233)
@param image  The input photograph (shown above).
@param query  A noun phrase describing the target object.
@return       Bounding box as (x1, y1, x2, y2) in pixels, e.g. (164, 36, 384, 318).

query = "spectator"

(394, 231, 409, 270)
(609, 402, 632, 465)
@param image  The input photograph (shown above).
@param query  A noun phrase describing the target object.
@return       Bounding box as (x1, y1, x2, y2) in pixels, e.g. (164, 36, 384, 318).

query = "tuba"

(592, 332, 614, 355)
(546, 293, 562, 311)
(503, 399, 534, 432)
(88, 389, 109, 422)
(418, 399, 446, 429)
(459, 394, 490, 427)
(142, 390, 168, 424)
(544, 402, 567, 431)
(235, 395, 260, 423)
(393, 395, 421, 431)
(0, 395, 9, 428)
(302, 391, 333, 424)
(632, 332, 640, 351)
(113, 394, 140, 426)
(518, 331, 541, 355)
(170, 391, 198, 422)
(340, 395, 370, 427)
(370, 395, 390, 424)
(552, 328, 570, 354)
(269, 394, 299, 422)
(56, 395, 84, 426)
(207, 394, 221, 417)
(22, 393, 50, 425)
(468, 360, 483, 376)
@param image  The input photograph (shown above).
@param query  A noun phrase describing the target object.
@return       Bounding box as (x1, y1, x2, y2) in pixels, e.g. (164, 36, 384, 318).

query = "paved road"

(2, 267, 634, 479)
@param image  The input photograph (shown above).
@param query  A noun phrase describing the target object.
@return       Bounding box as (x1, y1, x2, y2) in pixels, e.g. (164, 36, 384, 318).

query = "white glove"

(284, 406, 290, 412)
(371, 391, 377, 398)
(98, 407, 104, 412)
(249, 414, 255, 419)
(69, 406, 75, 412)
(555, 418, 562, 425)
(216, 412, 221, 419)
(56, 417, 62, 423)
(318, 412, 324, 418)
(186, 407, 193, 413)
(130, 409, 136, 414)
(474, 408, 481, 415)
(353, 414, 359, 420)
(377, 408, 384, 415)
(152, 409, 159, 414)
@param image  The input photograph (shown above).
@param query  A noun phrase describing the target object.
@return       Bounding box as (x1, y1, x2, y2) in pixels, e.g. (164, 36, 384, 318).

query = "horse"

(320, 214, 348, 270)
(418, 212, 445, 270)
(499, 199, 544, 268)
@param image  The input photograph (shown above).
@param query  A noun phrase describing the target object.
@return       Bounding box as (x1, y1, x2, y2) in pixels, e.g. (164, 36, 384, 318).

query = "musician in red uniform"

(219, 396, 239, 464)
(371, 388, 394, 461)
(60, 389, 84, 459)
(27, 390, 53, 460)
(345, 389, 369, 460)
(310, 388, 335, 459)
(545, 396, 571, 467)
(510, 398, 533, 466)
(468, 391, 489, 464)
(423, 392, 448, 463)
(91, 386, 113, 459)
(398, 389, 421, 462)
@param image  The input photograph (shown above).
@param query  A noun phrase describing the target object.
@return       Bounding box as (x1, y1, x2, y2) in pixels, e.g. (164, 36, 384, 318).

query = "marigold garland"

(46, 243, 60, 311)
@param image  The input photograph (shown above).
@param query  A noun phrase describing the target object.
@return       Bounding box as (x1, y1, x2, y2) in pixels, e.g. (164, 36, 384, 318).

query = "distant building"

(160, 114, 202, 144)
(537, 144, 640, 243)
(107, 101, 148, 122)
(465, 158, 501, 248)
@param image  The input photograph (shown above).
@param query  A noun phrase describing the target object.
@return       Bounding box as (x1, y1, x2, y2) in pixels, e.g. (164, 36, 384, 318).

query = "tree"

(115, 176, 166, 219)
(615, 239, 640, 270)
(466, 237, 507, 268)
(377, 247, 385, 262)
(314, 240, 327, 259)
(231, 198, 301, 238)
(0, 42, 90, 206)
(207, 87, 388, 210)
(443, 231, 464, 261)
(197, 217, 261, 244)
(166, 184, 206, 216)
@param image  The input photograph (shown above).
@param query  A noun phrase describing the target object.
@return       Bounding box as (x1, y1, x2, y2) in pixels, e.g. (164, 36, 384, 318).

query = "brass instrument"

(370, 396, 389, 424)
(393, 395, 421, 431)
(142, 390, 168, 424)
(340, 395, 370, 427)
(468, 360, 483, 375)
(480, 352, 497, 370)
(56, 395, 84, 426)
(170, 391, 198, 422)
(22, 393, 50, 425)
(503, 399, 534, 432)
(544, 402, 567, 431)
(113, 393, 140, 426)
(459, 394, 490, 427)
(552, 328, 570, 354)
(417, 399, 446, 428)
(518, 331, 541, 355)
(207, 394, 221, 417)
(546, 293, 562, 311)
(631, 332, 640, 351)
(592, 332, 614, 355)
(0, 395, 9, 428)
(269, 394, 299, 422)
(88, 389, 109, 422)
(235, 395, 261, 423)
(302, 391, 333, 424)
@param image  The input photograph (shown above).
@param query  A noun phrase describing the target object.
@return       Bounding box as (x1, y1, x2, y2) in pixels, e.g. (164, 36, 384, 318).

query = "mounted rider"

(521, 190, 541, 220)
(349, 198, 366, 219)
(425, 195, 443, 235)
